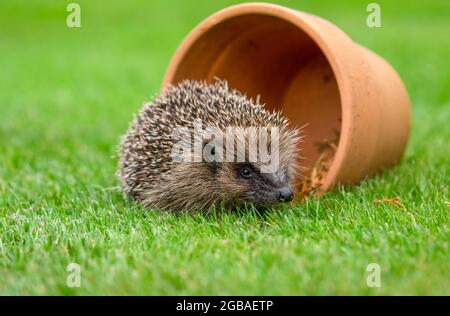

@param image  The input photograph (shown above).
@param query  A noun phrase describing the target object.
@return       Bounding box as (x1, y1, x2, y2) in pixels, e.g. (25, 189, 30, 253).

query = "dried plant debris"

(445, 201, 450, 208)
(373, 197, 404, 209)
(296, 134, 339, 203)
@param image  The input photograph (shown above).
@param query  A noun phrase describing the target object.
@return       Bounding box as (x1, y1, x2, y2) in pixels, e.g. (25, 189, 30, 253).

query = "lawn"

(0, 0, 449, 295)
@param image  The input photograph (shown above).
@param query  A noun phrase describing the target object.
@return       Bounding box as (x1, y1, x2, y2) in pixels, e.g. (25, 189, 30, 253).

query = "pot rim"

(162, 2, 357, 193)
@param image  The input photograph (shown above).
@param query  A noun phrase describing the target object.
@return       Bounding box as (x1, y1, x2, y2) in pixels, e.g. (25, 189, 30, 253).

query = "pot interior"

(169, 13, 342, 174)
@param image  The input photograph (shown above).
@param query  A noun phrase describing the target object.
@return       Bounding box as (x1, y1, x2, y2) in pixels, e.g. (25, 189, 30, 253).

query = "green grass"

(0, 0, 449, 295)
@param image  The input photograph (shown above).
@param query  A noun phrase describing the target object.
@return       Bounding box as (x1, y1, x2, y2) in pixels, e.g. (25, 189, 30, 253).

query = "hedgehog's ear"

(203, 138, 216, 161)
(202, 138, 221, 173)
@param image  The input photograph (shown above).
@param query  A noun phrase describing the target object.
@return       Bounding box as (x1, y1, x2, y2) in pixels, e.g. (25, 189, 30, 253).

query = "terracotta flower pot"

(161, 3, 410, 195)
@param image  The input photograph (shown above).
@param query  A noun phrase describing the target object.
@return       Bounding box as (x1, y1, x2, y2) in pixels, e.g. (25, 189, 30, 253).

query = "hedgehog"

(118, 80, 301, 212)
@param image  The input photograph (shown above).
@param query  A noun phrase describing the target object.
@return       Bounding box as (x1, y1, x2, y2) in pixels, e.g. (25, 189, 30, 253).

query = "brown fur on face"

(118, 80, 301, 212)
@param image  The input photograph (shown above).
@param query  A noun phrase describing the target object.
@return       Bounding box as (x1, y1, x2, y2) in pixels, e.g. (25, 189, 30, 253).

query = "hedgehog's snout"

(242, 169, 295, 206)
(277, 186, 293, 202)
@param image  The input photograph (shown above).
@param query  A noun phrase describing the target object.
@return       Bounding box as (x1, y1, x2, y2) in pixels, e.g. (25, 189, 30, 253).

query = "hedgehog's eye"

(240, 166, 253, 179)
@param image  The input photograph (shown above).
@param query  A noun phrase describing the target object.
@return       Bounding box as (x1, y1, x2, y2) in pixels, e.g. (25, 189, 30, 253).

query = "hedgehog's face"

(198, 125, 299, 209)
(213, 162, 294, 208)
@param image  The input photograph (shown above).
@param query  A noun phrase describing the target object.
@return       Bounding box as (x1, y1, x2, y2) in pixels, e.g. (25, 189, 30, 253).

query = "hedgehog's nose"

(277, 186, 293, 202)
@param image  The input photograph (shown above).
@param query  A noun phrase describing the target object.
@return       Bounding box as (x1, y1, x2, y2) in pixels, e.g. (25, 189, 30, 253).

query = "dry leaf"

(296, 136, 338, 203)
(373, 197, 404, 209)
